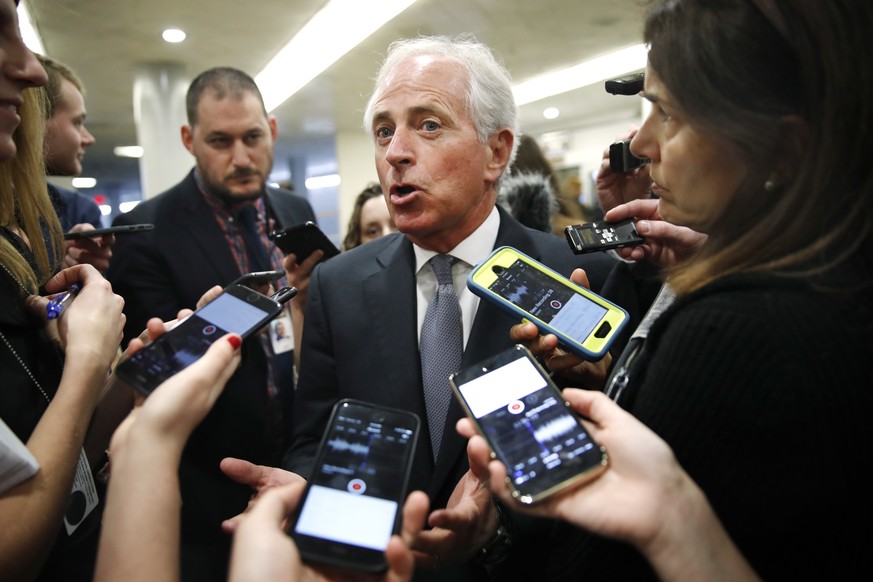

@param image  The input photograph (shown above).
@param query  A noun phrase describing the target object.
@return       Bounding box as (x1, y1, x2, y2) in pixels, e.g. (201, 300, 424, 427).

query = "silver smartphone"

(450, 345, 607, 504)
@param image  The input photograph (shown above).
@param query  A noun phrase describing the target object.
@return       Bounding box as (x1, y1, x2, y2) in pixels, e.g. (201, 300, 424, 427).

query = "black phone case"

(565, 218, 645, 254)
(608, 140, 648, 173)
(63, 223, 154, 240)
(269, 221, 339, 260)
(290, 399, 420, 573)
(604, 71, 644, 95)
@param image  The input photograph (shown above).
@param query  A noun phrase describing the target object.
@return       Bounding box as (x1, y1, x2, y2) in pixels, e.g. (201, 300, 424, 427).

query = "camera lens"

(492, 265, 505, 275)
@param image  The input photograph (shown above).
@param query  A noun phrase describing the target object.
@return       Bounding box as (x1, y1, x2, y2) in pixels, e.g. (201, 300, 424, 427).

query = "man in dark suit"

(255, 37, 626, 580)
(106, 67, 315, 581)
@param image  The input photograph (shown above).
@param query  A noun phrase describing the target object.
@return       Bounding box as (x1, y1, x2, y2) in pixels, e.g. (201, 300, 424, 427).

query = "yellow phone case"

(468, 246, 628, 360)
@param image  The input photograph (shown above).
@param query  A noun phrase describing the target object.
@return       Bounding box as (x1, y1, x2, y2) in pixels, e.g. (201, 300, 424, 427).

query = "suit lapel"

(264, 187, 296, 230)
(362, 236, 428, 420)
(174, 174, 241, 286)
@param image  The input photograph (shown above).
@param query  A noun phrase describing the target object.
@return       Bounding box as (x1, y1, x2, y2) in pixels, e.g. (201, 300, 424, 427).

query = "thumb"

(244, 482, 304, 528)
(220, 457, 263, 487)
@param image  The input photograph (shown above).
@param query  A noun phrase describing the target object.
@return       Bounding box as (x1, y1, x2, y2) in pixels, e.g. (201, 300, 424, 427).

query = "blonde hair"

(0, 86, 63, 293)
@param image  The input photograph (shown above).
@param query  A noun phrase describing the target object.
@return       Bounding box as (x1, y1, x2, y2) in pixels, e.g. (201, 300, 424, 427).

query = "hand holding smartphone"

(288, 399, 419, 573)
(116, 284, 284, 396)
(269, 221, 339, 262)
(468, 246, 628, 361)
(451, 345, 607, 504)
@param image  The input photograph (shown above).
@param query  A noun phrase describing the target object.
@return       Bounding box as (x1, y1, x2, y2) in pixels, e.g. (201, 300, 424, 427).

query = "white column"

(335, 130, 379, 241)
(132, 63, 192, 200)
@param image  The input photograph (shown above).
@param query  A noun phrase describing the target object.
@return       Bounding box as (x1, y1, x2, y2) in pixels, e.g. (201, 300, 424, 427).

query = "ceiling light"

(17, 1, 45, 55)
(162, 28, 187, 43)
(513, 44, 647, 106)
(72, 177, 97, 189)
(543, 107, 560, 120)
(305, 174, 341, 190)
(114, 145, 144, 158)
(256, 0, 419, 112)
(99, 205, 112, 216)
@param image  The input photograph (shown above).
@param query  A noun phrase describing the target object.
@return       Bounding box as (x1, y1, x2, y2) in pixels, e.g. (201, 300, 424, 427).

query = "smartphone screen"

(291, 400, 419, 572)
(116, 285, 281, 395)
(451, 346, 606, 504)
(489, 258, 608, 344)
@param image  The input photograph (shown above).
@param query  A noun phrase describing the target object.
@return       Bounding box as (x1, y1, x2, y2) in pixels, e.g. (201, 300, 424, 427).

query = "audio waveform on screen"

(327, 438, 370, 456)
(531, 414, 578, 444)
(505, 284, 530, 305)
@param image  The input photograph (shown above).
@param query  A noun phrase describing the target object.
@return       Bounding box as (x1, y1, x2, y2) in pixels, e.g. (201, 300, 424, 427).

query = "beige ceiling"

(29, 0, 647, 194)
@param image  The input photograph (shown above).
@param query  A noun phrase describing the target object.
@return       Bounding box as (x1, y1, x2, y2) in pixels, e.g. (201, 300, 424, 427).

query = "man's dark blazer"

(106, 168, 316, 579)
(108, 169, 315, 340)
(284, 206, 636, 578)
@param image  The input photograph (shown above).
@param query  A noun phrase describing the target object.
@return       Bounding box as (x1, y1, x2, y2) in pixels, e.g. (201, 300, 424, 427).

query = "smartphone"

(269, 221, 340, 262)
(450, 345, 607, 504)
(468, 246, 628, 361)
(115, 284, 283, 396)
(609, 140, 649, 173)
(604, 71, 644, 95)
(565, 218, 645, 255)
(289, 399, 419, 573)
(63, 223, 154, 240)
(227, 269, 284, 289)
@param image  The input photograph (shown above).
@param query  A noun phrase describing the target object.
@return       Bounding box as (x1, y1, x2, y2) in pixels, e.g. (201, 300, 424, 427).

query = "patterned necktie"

(420, 254, 463, 461)
(237, 204, 272, 272)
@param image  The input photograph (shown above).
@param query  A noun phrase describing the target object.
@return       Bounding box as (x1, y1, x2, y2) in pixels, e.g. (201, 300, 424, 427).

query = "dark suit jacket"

(105, 169, 316, 575)
(108, 169, 315, 339)
(48, 182, 102, 230)
(285, 206, 629, 579)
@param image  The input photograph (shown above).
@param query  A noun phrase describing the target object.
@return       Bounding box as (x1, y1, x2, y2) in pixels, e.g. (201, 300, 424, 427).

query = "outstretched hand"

(109, 333, 242, 455)
(220, 458, 306, 533)
(605, 199, 706, 267)
(459, 388, 685, 548)
(508, 268, 611, 388)
(228, 483, 429, 582)
(63, 224, 115, 271)
(411, 460, 497, 569)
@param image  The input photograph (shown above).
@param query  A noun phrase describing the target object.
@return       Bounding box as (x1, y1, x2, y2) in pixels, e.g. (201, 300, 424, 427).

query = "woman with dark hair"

(505, 0, 873, 579)
(341, 183, 396, 250)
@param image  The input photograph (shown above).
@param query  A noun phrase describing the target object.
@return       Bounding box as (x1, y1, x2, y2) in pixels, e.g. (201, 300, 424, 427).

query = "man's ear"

(269, 116, 278, 143)
(485, 129, 514, 183)
(181, 125, 195, 156)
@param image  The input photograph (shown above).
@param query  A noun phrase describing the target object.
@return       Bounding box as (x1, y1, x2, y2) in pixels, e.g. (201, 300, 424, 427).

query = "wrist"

(470, 497, 514, 570)
(642, 473, 732, 580)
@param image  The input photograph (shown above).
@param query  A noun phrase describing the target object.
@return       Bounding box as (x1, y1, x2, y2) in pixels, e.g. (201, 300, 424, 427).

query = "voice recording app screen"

(489, 259, 608, 342)
(457, 354, 601, 492)
(294, 405, 416, 551)
(121, 292, 270, 388)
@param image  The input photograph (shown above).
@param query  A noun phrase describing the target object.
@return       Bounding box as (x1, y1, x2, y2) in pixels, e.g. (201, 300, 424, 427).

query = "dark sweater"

(549, 273, 873, 580)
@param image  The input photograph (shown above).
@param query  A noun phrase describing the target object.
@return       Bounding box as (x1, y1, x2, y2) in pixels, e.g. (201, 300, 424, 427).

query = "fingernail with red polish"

(227, 335, 242, 350)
